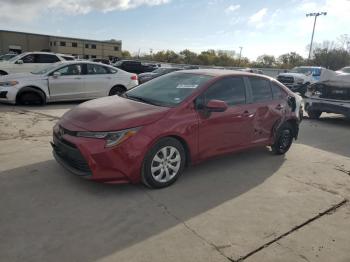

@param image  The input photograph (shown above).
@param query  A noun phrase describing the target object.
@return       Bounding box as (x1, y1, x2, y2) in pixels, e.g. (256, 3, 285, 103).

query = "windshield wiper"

(126, 95, 166, 107)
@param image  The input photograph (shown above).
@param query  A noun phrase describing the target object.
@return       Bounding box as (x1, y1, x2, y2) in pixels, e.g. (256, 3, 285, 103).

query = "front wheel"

(271, 123, 294, 155)
(142, 137, 186, 189)
(109, 86, 126, 96)
(307, 109, 322, 120)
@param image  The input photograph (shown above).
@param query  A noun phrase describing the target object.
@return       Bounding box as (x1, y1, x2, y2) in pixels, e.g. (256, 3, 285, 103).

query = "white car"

(0, 61, 138, 105)
(0, 52, 75, 76)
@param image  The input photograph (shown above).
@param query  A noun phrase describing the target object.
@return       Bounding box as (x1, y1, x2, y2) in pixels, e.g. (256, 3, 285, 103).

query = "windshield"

(8, 54, 22, 62)
(291, 67, 321, 76)
(125, 72, 213, 107)
(152, 68, 169, 74)
(31, 64, 60, 75)
(0, 54, 16, 61)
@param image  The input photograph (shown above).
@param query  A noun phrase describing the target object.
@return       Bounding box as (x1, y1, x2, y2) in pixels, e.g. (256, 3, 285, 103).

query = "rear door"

(84, 63, 113, 98)
(247, 77, 285, 144)
(197, 76, 253, 159)
(48, 64, 85, 101)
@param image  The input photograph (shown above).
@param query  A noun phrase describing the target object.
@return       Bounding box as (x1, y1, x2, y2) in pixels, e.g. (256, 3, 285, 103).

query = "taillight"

(131, 75, 138, 81)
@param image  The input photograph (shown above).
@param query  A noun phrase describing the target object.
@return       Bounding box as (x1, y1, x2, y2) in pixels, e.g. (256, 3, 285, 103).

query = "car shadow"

(0, 147, 284, 262)
(297, 116, 350, 157)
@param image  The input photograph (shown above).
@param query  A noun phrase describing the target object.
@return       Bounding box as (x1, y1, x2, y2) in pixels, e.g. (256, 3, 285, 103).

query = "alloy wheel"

(151, 146, 181, 183)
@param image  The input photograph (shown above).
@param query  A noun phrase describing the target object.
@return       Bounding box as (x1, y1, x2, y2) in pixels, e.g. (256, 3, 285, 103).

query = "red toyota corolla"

(52, 69, 301, 188)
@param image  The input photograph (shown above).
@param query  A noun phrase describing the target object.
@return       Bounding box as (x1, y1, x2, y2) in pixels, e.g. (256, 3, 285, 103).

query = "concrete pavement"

(0, 102, 349, 262)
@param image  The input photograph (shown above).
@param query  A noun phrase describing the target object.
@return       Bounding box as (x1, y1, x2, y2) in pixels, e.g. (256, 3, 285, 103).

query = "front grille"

(53, 133, 91, 174)
(277, 76, 294, 84)
(318, 85, 350, 100)
(0, 91, 7, 98)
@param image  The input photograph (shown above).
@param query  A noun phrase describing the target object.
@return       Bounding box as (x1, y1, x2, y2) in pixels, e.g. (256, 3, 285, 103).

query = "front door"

(48, 64, 85, 101)
(197, 77, 253, 159)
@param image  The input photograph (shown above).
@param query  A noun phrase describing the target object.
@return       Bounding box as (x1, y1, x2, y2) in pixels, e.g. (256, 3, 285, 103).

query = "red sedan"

(52, 69, 301, 188)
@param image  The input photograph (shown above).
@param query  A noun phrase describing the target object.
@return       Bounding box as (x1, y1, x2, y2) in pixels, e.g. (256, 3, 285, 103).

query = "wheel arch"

(0, 70, 8, 75)
(16, 86, 47, 104)
(109, 84, 127, 95)
(286, 118, 299, 140)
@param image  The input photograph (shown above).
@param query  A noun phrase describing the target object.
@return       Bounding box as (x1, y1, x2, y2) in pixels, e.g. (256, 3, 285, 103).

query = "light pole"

(238, 46, 243, 66)
(306, 12, 327, 60)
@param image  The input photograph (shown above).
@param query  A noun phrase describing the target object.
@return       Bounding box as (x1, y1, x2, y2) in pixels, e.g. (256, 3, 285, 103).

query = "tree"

(256, 54, 276, 68)
(311, 48, 350, 70)
(121, 50, 131, 59)
(277, 52, 305, 69)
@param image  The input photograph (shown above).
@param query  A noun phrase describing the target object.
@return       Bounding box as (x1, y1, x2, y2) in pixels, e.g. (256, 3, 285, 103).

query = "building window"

(85, 44, 89, 48)
(84, 55, 89, 59)
(53, 42, 56, 46)
(72, 42, 78, 47)
(91, 55, 97, 59)
(114, 46, 119, 51)
(60, 41, 66, 47)
(91, 44, 96, 49)
(50, 42, 52, 47)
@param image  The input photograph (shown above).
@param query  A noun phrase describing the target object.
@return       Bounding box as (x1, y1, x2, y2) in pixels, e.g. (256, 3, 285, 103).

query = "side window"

(55, 64, 82, 76)
(22, 54, 35, 63)
(271, 82, 287, 100)
(249, 77, 272, 102)
(204, 77, 246, 106)
(87, 64, 109, 74)
(37, 54, 60, 63)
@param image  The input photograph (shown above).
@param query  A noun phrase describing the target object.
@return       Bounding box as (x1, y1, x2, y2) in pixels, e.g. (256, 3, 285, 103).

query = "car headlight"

(0, 81, 19, 87)
(76, 127, 141, 147)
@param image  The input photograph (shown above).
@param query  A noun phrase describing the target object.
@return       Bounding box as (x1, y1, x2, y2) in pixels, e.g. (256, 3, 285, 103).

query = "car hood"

(278, 73, 307, 78)
(1, 72, 46, 81)
(61, 96, 170, 131)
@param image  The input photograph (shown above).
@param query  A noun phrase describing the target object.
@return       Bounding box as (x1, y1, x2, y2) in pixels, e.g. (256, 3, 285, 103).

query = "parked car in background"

(0, 52, 75, 75)
(113, 60, 156, 74)
(52, 69, 301, 188)
(239, 68, 264, 74)
(336, 66, 350, 74)
(277, 66, 326, 96)
(304, 72, 350, 119)
(0, 53, 18, 61)
(138, 67, 183, 84)
(0, 61, 138, 105)
(92, 58, 111, 65)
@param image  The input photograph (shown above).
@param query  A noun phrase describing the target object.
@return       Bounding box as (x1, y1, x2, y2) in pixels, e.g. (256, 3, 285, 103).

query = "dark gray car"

(138, 67, 183, 84)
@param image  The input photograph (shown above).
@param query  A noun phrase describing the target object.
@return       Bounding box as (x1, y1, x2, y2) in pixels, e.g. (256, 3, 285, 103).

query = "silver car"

(0, 61, 138, 105)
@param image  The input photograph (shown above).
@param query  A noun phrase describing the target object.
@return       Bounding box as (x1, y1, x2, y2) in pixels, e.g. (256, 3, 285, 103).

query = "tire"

(0, 71, 7, 76)
(271, 123, 294, 155)
(17, 91, 44, 106)
(307, 109, 322, 119)
(142, 137, 186, 189)
(109, 86, 126, 96)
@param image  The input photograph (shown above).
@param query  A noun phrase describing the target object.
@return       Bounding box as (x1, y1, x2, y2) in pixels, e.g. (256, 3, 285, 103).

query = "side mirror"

(206, 99, 228, 112)
(16, 60, 23, 64)
(53, 72, 61, 78)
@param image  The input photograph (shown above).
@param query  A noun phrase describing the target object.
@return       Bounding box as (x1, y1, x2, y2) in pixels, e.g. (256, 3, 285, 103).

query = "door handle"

(242, 110, 255, 118)
(275, 104, 284, 110)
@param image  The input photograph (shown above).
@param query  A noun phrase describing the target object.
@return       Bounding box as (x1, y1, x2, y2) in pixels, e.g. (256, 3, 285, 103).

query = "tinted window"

(271, 82, 286, 100)
(22, 54, 35, 63)
(55, 64, 82, 76)
(87, 64, 109, 74)
(37, 54, 60, 63)
(204, 77, 246, 106)
(249, 77, 272, 102)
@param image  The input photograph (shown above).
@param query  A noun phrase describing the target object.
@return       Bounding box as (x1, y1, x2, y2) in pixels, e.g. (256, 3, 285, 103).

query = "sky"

(1, 0, 350, 60)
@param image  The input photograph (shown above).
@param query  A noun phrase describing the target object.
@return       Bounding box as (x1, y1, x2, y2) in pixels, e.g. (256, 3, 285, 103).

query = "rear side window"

(249, 77, 272, 102)
(37, 54, 60, 63)
(62, 56, 75, 61)
(271, 82, 287, 100)
(22, 54, 35, 63)
(87, 64, 109, 74)
(204, 77, 246, 106)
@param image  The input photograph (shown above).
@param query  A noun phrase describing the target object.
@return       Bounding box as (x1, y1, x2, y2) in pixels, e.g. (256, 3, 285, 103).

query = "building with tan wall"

(0, 30, 122, 60)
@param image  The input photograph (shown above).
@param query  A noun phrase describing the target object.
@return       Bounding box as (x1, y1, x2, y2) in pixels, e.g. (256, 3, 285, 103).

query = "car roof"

(179, 68, 271, 79)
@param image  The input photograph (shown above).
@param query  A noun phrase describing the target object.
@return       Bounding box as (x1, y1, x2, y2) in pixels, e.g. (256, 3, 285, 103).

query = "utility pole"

(306, 12, 327, 60)
(238, 46, 243, 67)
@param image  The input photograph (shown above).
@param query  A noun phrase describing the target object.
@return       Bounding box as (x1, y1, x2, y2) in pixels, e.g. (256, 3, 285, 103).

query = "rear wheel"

(0, 71, 7, 76)
(272, 123, 294, 155)
(109, 86, 126, 96)
(142, 137, 186, 189)
(17, 91, 44, 106)
(307, 109, 322, 119)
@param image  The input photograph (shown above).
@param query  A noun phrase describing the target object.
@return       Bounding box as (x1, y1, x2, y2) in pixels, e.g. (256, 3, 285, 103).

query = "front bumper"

(51, 125, 148, 184)
(0, 86, 17, 104)
(304, 97, 350, 117)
